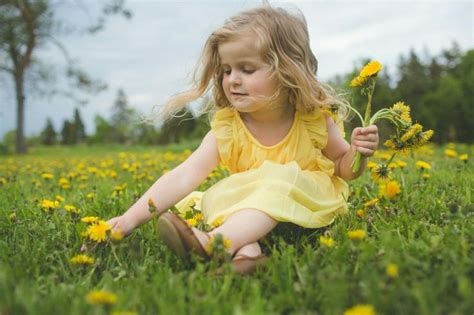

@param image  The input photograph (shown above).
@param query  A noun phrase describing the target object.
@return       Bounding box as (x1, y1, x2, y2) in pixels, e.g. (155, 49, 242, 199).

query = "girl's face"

(218, 35, 281, 113)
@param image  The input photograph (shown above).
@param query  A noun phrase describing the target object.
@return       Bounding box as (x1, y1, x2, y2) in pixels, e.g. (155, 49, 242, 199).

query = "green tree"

(110, 89, 138, 144)
(40, 117, 56, 145)
(73, 107, 86, 143)
(60, 119, 74, 145)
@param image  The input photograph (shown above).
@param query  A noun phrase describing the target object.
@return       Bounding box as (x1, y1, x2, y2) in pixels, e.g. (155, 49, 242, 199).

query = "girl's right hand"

(107, 215, 136, 237)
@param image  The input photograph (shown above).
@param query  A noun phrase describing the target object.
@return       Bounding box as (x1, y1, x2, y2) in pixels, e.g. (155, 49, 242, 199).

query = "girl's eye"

(243, 69, 255, 74)
(223, 70, 231, 75)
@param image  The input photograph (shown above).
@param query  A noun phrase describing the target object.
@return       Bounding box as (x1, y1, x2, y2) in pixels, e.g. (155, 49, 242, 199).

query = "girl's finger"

(353, 141, 378, 150)
(356, 146, 374, 157)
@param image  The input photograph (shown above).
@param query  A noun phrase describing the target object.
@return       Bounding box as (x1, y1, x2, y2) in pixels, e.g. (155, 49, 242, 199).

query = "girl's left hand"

(350, 125, 379, 157)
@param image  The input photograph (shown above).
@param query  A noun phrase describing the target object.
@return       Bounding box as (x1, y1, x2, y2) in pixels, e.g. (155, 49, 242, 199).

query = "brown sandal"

(157, 212, 210, 260)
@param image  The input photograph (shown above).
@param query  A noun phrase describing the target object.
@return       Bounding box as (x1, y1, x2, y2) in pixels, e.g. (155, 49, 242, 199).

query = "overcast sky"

(0, 0, 472, 138)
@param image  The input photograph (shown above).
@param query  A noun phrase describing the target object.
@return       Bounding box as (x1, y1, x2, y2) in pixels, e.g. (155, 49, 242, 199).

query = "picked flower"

(370, 163, 392, 183)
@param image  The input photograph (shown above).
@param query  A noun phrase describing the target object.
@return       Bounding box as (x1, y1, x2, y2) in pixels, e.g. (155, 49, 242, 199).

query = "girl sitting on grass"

(104, 4, 379, 274)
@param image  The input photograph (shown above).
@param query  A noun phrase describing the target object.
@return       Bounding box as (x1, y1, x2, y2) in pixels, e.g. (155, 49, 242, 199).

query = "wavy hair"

(149, 4, 349, 123)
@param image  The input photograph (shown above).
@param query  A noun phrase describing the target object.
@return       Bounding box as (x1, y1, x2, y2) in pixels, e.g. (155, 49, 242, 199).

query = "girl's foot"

(157, 213, 210, 260)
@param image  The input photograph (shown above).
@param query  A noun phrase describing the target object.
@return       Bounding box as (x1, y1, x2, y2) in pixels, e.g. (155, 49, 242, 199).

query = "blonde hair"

(151, 4, 349, 123)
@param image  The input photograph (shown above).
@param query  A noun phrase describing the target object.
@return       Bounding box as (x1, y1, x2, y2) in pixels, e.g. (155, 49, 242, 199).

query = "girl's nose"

(229, 72, 242, 85)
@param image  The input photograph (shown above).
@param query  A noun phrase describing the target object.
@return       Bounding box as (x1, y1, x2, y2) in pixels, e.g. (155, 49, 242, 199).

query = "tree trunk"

(14, 72, 27, 154)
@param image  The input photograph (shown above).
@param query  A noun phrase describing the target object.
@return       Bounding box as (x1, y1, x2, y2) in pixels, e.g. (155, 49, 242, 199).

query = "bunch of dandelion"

(348, 60, 433, 173)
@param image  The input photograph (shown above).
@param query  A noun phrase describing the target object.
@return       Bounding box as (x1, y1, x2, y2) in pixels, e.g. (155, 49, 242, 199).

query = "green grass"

(0, 144, 473, 314)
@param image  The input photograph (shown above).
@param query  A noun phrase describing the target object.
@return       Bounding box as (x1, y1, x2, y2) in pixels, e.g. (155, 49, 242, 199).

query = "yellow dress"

(175, 107, 349, 229)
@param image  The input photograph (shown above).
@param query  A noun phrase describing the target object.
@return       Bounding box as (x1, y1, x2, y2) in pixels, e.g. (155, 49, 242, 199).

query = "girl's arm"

(322, 116, 378, 181)
(108, 131, 220, 236)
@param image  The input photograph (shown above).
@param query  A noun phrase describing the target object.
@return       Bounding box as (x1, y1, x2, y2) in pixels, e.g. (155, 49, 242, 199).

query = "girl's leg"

(192, 209, 277, 256)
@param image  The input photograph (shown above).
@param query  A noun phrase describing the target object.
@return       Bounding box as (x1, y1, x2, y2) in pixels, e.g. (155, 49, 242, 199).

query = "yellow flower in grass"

(416, 160, 431, 171)
(356, 209, 365, 218)
(379, 180, 401, 199)
(206, 234, 232, 254)
(64, 205, 81, 214)
(444, 149, 457, 158)
(344, 304, 376, 315)
(319, 236, 335, 248)
(111, 229, 123, 241)
(186, 218, 197, 227)
(41, 173, 54, 180)
(366, 161, 377, 170)
(370, 164, 391, 183)
(348, 229, 366, 240)
(395, 159, 407, 168)
(81, 216, 99, 224)
(0, 177, 7, 186)
(70, 254, 95, 265)
(391, 101, 412, 124)
(86, 220, 111, 242)
(55, 195, 65, 203)
(41, 199, 60, 212)
(386, 263, 399, 278)
(459, 154, 468, 162)
(86, 192, 96, 200)
(422, 173, 431, 180)
(363, 198, 379, 208)
(86, 290, 117, 305)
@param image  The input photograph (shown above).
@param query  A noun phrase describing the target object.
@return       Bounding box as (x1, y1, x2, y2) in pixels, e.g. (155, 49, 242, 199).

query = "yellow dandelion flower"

(386, 263, 399, 278)
(348, 229, 366, 240)
(58, 178, 69, 186)
(64, 205, 81, 214)
(86, 220, 111, 243)
(395, 160, 407, 168)
(81, 216, 99, 224)
(391, 101, 412, 124)
(364, 198, 379, 208)
(422, 173, 431, 180)
(356, 209, 365, 218)
(193, 213, 203, 221)
(86, 290, 117, 305)
(367, 161, 377, 170)
(41, 173, 54, 180)
(206, 234, 232, 254)
(379, 180, 401, 199)
(111, 229, 123, 241)
(416, 160, 431, 170)
(459, 154, 468, 162)
(41, 199, 60, 212)
(360, 60, 382, 77)
(211, 219, 223, 228)
(0, 177, 7, 186)
(86, 192, 96, 200)
(70, 254, 95, 265)
(350, 75, 369, 87)
(9, 212, 17, 221)
(319, 236, 335, 248)
(344, 304, 376, 315)
(371, 164, 391, 183)
(186, 218, 197, 227)
(444, 149, 457, 158)
(401, 124, 423, 143)
(447, 142, 456, 149)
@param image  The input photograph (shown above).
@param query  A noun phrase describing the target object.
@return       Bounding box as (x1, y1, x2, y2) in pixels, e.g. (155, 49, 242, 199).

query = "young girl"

(106, 5, 379, 274)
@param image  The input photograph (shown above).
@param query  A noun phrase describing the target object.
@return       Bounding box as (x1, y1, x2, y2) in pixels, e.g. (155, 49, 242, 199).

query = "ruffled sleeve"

(299, 111, 328, 149)
(210, 108, 235, 168)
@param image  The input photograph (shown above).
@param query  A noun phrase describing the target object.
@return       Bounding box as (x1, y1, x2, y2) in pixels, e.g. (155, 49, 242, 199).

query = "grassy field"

(0, 143, 473, 315)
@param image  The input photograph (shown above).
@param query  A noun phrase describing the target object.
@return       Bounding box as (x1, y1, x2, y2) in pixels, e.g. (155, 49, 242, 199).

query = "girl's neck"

(239, 105, 295, 129)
